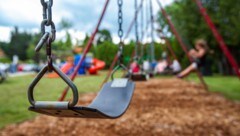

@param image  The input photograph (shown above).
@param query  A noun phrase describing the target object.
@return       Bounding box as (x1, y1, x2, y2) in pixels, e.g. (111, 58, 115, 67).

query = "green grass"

(0, 72, 239, 128)
(187, 75, 240, 100)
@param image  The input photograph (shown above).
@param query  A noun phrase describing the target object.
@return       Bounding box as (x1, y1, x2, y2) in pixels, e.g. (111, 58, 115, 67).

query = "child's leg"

(177, 63, 197, 78)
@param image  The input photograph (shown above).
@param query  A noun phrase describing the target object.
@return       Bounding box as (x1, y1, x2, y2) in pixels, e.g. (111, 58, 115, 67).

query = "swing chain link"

(37, 0, 56, 71)
(118, 0, 123, 40)
(41, 0, 53, 26)
(117, 0, 124, 65)
(111, 0, 130, 80)
(40, 0, 56, 41)
(149, 0, 155, 62)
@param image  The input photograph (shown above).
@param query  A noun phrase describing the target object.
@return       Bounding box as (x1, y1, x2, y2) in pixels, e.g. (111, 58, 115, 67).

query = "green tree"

(96, 29, 112, 45)
(95, 41, 118, 68)
(26, 33, 47, 63)
(0, 41, 9, 56)
(51, 18, 74, 59)
(123, 41, 135, 65)
(7, 27, 32, 60)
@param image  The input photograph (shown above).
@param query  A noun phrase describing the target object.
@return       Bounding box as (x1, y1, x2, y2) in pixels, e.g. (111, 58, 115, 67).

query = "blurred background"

(0, 0, 239, 135)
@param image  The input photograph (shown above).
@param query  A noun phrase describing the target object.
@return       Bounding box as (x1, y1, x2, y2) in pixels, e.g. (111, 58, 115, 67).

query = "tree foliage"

(95, 41, 118, 68)
(96, 29, 112, 45)
(160, 0, 240, 47)
(7, 27, 32, 60)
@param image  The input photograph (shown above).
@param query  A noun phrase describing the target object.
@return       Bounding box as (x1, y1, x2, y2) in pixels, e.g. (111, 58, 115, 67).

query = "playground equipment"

(149, 0, 157, 69)
(141, 0, 157, 77)
(88, 58, 106, 75)
(156, 0, 239, 80)
(156, 0, 208, 90)
(128, 0, 158, 80)
(102, 0, 148, 84)
(47, 55, 105, 78)
(59, 0, 111, 101)
(156, 28, 182, 74)
(28, 0, 135, 118)
(25, 0, 240, 119)
(130, 0, 149, 81)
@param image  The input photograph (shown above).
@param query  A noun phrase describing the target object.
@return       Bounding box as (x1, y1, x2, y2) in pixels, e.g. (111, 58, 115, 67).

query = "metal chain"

(110, 0, 129, 79)
(134, 0, 139, 43)
(134, 0, 139, 59)
(36, 0, 56, 71)
(41, 0, 53, 26)
(40, 0, 56, 40)
(118, 0, 123, 41)
(140, 0, 144, 58)
(140, 0, 144, 42)
(117, 0, 124, 64)
(149, 0, 155, 62)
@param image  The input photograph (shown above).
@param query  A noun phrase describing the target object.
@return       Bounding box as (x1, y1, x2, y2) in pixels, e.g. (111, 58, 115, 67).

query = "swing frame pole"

(59, 0, 110, 101)
(162, 36, 178, 61)
(194, 0, 240, 79)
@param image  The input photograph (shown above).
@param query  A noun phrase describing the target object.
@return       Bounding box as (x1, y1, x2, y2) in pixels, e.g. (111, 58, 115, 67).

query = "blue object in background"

(74, 55, 86, 75)
(151, 61, 157, 70)
(9, 64, 17, 73)
(73, 54, 92, 75)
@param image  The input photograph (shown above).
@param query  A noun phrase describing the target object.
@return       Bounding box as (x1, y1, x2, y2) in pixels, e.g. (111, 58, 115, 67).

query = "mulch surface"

(1, 78, 240, 136)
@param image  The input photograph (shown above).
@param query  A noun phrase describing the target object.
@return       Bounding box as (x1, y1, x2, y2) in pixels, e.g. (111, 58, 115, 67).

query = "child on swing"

(177, 39, 208, 78)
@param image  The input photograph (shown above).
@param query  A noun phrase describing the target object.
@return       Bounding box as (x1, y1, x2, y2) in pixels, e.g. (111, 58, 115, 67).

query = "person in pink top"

(130, 61, 140, 73)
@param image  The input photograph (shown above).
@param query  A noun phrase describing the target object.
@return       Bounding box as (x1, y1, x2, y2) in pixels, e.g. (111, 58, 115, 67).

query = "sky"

(0, 0, 173, 44)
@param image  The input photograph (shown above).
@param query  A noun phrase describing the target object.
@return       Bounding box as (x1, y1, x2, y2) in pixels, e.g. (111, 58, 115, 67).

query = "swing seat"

(149, 72, 155, 78)
(29, 79, 135, 118)
(131, 73, 149, 81)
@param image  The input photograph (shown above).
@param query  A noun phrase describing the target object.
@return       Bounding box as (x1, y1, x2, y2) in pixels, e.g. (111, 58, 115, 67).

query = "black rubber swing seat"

(131, 73, 149, 81)
(29, 77, 135, 118)
(29, 81, 135, 118)
(28, 64, 135, 118)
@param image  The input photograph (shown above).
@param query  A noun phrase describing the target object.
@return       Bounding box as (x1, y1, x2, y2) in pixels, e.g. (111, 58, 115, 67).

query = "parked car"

(0, 63, 9, 71)
(17, 64, 37, 72)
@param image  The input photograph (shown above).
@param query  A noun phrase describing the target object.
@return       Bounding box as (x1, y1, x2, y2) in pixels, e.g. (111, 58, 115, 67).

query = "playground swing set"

(155, 0, 240, 86)
(27, 0, 239, 118)
(128, 0, 159, 81)
(28, 0, 135, 118)
(129, 0, 149, 81)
